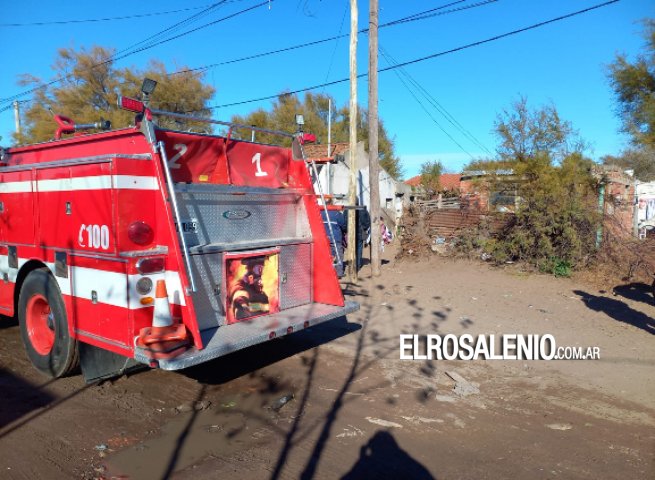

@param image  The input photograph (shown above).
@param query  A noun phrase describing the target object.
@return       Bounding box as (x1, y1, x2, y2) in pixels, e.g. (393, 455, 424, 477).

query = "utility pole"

(13, 101, 21, 136)
(327, 98, 332, 195)
(369, 0, 381, 276)
(346, 0, 358, 282)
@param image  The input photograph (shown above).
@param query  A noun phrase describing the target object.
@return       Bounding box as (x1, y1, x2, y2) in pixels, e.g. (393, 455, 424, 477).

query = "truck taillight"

(118, 96, 145, 113)
(136, 258, 165, 274)
(128, 221, 154, 245)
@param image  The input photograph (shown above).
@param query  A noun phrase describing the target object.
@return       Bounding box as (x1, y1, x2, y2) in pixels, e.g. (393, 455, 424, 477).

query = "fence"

(423, 210, 510, 239)
(415, 195, 460, 213)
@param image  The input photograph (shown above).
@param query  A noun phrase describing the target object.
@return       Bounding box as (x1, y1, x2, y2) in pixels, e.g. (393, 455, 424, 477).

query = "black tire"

(18, 268, 79, 378)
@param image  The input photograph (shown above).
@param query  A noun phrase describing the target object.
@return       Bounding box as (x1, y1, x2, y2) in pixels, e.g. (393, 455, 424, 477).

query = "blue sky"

(0, 0, 653, 178)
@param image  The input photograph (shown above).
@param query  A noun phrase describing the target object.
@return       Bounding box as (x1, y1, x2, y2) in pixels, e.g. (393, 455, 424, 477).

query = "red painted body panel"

(227, 140, 290, 188)
(37, 163, 116, 254)
(287, 156, 344, 306)
(0, 169, 36, 245)
(155, 131, 229, 184)
(6, 129, 151, 162)
(1, 121, 347, 366)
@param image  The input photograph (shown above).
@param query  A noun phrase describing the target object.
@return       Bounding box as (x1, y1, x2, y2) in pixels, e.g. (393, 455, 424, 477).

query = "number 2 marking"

(252, 152, 268, 177)
(168, 144, 187, 169)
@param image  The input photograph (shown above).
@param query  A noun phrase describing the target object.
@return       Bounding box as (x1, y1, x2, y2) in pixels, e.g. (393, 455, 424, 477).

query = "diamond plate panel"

(280, 243, 312, 310)
(190, 253, 226, 330)
(176, 191, 312, 248)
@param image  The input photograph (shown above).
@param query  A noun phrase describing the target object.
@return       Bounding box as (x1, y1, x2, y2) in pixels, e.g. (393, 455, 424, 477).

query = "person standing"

(355, 206, 371, 270)
(379, 216, 393, 251)
(321, 201, 347, 277)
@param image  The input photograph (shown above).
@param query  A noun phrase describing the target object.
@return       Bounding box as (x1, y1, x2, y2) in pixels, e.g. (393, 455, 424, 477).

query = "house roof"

(303, 142, 349, 160)
(404, 173, 462, 191)
(405, 175, 422, 187)
(440, 173, 462, 191)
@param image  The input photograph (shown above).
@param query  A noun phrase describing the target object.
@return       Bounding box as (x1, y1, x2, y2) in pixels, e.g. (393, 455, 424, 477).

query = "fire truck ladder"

(302, 152, 343, 270)
(157, 140, 197, 293)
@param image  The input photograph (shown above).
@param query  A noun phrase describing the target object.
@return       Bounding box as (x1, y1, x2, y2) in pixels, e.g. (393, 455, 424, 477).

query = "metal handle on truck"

(157, 141, 197, 294)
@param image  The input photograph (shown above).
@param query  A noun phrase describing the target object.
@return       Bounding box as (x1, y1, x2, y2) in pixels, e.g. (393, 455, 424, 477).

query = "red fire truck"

(0, 79, 358, 381)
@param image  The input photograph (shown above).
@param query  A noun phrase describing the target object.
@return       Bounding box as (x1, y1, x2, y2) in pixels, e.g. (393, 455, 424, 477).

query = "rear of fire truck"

(0, 80, 358, 381)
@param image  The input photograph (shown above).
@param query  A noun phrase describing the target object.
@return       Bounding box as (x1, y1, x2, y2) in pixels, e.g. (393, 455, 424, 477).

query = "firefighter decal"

(225, 251, 280, 323)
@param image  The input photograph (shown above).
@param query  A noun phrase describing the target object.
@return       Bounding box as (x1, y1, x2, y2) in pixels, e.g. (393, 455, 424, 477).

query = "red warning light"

(118, 96, 145, 113)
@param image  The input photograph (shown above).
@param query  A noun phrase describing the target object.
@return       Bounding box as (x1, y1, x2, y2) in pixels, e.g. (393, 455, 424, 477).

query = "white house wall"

(637, 181, 655, 228)
(313, 161, 398, 207)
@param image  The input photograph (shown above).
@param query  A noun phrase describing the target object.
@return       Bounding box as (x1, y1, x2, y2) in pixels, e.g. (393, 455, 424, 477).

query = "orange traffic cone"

(136, 280, 189, 360)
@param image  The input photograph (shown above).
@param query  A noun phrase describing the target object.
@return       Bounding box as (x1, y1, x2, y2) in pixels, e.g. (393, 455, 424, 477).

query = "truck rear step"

(134, 300, 358, 370)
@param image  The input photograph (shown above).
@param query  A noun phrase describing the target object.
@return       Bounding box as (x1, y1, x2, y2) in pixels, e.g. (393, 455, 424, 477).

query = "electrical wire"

(0, 1, 231, 104)
(380, 46, 493, 156)
(0, 1, 265, 106)
(111, 2, 267, 61)
(380, 47, 476, 159)
(201, 0, 620, 112)
(0, 4, 222, 27)
(323, 1, 350, 87)
(110, 2, 230, 59)
(378, 0, 620, 74)
(0, 0, 487, 106)
(170, 0, 498, 77)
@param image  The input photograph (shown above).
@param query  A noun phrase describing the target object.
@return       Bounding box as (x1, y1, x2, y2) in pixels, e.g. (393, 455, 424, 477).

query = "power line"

(379, 47, 476, 159)
(323, 1, 350, 87)
(111, 2, 231, 59)
(170, 0, 497, 77)
(385, 48, 494, 155)
(0, 1, 230, 104)
(202, 0, 620, 112)
(378, 0, 620, 73)
(380, 45, 493, 157)
(0, 1, 266, 106)
(0, 4, 223, 27)
(0, 0, 487, 107)
(109, 1, 262, 62)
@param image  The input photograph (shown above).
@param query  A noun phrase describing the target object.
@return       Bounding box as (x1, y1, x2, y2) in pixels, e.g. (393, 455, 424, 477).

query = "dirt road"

(1, 249, 653, 479)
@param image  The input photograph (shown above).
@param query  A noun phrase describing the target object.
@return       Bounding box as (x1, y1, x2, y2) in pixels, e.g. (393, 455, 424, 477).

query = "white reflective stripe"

(0, 176, 159, 194)
(38, 175, 159, 192)
(38, 176, 113, 192)
(69, 266, 128, 307)
(43, 261, 72, 296)
(71, 268, 185, 309)
(0, 255, 23, 282)
(0, 181, 32, 194)
(0, 256, 68, 294)
(0, 255, 185, 309)
(113, 175, 159, 190)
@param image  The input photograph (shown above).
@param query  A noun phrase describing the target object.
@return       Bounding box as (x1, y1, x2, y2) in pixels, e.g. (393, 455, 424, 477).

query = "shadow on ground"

(182, 316, 361, 385)
(341, 430, 435, 480)
(612, 282, 655, 307)
(574, 290, 654, 335)
(0, 368, 56, 429)
(106, 280, 442, 479)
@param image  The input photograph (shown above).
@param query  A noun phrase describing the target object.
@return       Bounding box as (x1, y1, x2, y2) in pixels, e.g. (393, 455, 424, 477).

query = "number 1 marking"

(252, 152, 268, 177)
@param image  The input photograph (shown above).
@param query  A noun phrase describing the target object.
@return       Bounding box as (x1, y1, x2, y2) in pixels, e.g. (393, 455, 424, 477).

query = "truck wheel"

(18, 269, 79, 378)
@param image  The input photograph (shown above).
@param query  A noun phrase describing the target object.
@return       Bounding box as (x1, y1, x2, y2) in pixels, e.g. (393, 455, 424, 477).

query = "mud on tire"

(18, 268, 79, 378)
